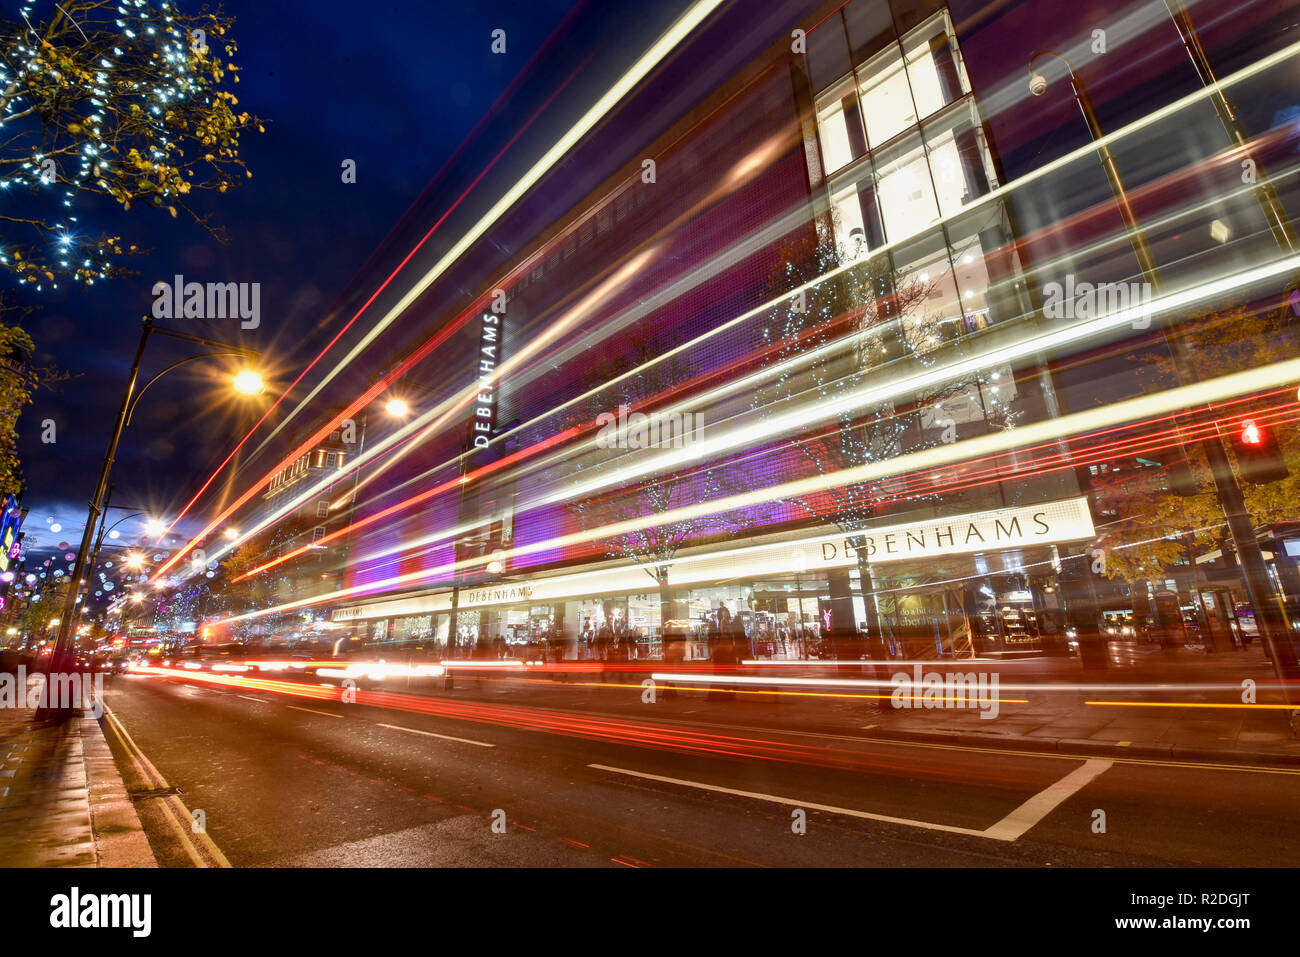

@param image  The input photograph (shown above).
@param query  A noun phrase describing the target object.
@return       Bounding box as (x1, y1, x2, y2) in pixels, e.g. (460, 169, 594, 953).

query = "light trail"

(204, 355, 1300, 626)
(364, 253, 1300, 568)
(153, 0, 726, 571)
(128, 666, 1040, 783)
(159, 62, 582, 543)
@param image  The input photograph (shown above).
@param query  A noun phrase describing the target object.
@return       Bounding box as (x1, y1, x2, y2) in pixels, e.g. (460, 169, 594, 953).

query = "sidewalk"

(837, 641, 1300, 765)
(0, 672, 155, 867)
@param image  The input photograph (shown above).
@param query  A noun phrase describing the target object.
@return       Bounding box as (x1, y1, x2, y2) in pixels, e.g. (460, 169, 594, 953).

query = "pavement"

(0, 671, 155, 868)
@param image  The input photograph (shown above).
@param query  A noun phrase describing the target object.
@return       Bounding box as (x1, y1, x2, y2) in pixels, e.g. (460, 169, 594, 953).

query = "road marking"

(286, 705, 342, 719)
(983, 759, 1113, 841)
(590, 760, 1112, 843)
(235, 694, 267, 703)
(102, 704, 231, 868)
(588, 763, 991, 838)
(376, 723, 495, 748)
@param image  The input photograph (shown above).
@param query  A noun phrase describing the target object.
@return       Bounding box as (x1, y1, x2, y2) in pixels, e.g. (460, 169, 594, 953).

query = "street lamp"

(1028, 50, 1300, 717)
(385, 398, 410, 419)
(44, 316, 263, 713)
(232, 369, 264, 395)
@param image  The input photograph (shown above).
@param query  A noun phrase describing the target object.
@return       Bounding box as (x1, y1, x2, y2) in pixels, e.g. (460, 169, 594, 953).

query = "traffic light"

(1165, 447, 1201, 496)
(1230, 418, 1289, 484)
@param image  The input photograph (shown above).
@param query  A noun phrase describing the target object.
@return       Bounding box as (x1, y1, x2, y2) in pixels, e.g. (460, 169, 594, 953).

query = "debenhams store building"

(331, 495, 1097, 659)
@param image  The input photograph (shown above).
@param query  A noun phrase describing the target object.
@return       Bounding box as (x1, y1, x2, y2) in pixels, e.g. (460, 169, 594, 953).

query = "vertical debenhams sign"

(472, 294, 505, 450)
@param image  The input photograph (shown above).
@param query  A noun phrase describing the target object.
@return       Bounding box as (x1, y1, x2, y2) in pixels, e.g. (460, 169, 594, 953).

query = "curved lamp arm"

(124, 351, 251, 427)
(1028, 49, 1076, 79)
(94, 510, 151, 553)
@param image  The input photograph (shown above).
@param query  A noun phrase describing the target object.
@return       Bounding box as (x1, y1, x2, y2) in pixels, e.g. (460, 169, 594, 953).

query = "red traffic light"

(1230, 417, 1288, 483)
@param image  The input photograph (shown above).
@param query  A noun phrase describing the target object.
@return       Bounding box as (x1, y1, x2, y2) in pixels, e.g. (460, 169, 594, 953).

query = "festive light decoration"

(0, 1, 260, 291)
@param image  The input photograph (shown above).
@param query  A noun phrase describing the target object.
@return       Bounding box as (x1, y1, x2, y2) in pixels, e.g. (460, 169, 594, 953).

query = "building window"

(857, 44, 914, 149)
(816, 79, 867, 175)
(874, 135, 941, 244)
(316, 500, 330, 518)
(324, 452, 338, 468)
(805, 11, 853, 94)
(830, 176, 885, 254)
(902, 17, 970, 122)
(312, 526, 326, 543)
(923, 104, 994, 218)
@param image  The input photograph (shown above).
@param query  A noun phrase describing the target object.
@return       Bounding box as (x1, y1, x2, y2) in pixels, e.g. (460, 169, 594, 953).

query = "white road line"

(102, 704, 231, 868)
(589, 760, 1113, 843)
(377, 723, 495, 748)
(587, 763, 990, 838)
(235, 694, 267, 703)
(286, 705, 342, 719)
(984, 759, 1113, 841)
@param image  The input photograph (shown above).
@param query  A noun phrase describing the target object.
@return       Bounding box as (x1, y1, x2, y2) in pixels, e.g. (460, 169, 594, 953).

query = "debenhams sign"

(813, 496, 1093, 566)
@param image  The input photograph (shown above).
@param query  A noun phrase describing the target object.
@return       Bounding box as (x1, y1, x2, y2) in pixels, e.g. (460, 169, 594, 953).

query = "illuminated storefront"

(334, 496, 1096, 659)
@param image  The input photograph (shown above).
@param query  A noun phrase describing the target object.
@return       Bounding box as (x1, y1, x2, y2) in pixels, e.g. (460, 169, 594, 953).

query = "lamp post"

(85, 486, 155, 598)
(42, 316, 261, 715)
(1028, 51, 1300, 722)
(445, 438, 471, 660)
(793, 549, 808, 659)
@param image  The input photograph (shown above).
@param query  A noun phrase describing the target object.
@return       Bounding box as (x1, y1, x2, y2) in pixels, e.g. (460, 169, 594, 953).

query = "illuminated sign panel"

(332, 497, 1095, 621)
(0, 496, 22, 573)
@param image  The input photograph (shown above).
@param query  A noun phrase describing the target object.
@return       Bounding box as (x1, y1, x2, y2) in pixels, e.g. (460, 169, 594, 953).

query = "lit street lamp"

(43, 317, 263, 716)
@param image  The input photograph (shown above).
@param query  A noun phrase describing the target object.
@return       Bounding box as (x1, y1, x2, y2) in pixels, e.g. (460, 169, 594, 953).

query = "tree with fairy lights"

(752, 217, 1016, 650)
(0, 0, 261, 292)
(0, 306, 67, 496)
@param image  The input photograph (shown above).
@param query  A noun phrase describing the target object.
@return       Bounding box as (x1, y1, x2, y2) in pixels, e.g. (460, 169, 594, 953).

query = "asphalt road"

(99, 671, 1300, 867)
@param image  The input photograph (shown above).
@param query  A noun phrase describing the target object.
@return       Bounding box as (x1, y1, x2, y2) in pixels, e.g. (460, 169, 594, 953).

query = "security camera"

(1029, 72, 1048, 96)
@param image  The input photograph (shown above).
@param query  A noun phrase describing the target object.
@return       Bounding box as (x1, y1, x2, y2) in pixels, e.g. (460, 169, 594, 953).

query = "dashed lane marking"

(375, 723, 495, 748)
